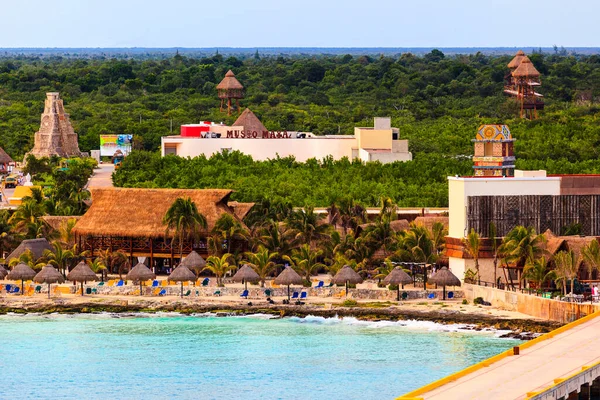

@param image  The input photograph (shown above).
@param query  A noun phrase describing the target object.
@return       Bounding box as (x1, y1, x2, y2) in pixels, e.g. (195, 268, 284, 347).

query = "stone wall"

(463, 283, 600, 323)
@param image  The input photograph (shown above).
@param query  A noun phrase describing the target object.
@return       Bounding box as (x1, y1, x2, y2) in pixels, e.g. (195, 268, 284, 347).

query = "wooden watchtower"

(216, 70, 244, 115)
(503, 51, 544, 120)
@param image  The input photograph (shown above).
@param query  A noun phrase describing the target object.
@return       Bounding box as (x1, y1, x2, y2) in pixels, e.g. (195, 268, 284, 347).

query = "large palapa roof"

(0, 147, 13, 164)
(73, 188, 246, 238)
(512, 57, 540, 78)
(228, 201, 255, 220)
(233, 108, 267, 133)
(6, 238, 53, 262)
(216, 70, 244, 90)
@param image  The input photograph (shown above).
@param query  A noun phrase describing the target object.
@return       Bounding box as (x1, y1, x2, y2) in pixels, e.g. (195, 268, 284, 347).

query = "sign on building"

(100, 135, 133, 157)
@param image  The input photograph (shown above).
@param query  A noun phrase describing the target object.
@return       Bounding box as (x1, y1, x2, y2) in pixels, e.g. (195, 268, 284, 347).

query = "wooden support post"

(150, 238, 154, 273)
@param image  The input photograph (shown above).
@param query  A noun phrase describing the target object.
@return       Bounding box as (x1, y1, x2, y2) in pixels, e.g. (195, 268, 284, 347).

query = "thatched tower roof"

(507, 50, 526, 69)
(6, 238, 53, 263)
(168, 265, 195, 282)
(126, 263, 156, 282)
(274, 267, 303, 285)
(217, 70, 244, 90)
(72, 188, 246, 238)
(68, 261, 99, 282)
(233, 108, 267, 133)
(34, 265, 65, 284)
(332, 265, 363, 285)
(429, 267, 461, 287)
(7, 263, 37, 281)
(0, 147, 13, 164)
(382, 267, 412, 285)
(232, 264, 260, 283)
(512, 57, 540, 78)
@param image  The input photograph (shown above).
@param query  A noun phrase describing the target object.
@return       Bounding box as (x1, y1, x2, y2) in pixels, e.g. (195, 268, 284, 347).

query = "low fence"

(463, 283, 600, 323)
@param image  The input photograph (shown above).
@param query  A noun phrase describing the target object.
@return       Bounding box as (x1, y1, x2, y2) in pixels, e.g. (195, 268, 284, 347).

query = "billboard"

(100, 135, 133, 157)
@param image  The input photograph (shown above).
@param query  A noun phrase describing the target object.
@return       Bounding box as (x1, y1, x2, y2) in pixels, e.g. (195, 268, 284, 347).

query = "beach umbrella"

(332, 265, 363, 298)
(34, 265, 65, 298)
(232, 264, 260, 290)
(67, 261, 99, 296)
(180, 251, 206, 279)
(168, 265, 195, 298)
(126, 263, 156, 295)
(274, 266, 303, 300)
(383, 267, 413, 301)
(7, 262, 37, 295)
(0, 264, 8, 279)
(428, 267, 461, 300)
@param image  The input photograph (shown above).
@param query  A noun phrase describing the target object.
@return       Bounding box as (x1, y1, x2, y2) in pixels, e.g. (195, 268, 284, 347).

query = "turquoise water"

(0, 313, 520, 399)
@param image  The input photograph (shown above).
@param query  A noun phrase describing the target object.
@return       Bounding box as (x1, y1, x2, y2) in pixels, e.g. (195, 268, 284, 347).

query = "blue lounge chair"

(158, 289, 166, 296)
(447, 291, 454, 299)
(240, 290, 249, 298)
(214, 290, 221, 296)
(116, 280, 124, 287)
(300, 292, 307, 300)
(202, 278, 210, 286)
(5, 284, 12, 292)
(11, 287, 19, 294)
(264, 289, 272, 297)
(427, 293, 435, 299)
(291, 292, 299, 300)
(314, 281, 324, 288)
(152, 280, 159, 287)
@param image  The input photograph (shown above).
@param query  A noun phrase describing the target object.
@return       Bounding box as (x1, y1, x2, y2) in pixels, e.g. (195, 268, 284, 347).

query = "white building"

(161, 111, 412, 163)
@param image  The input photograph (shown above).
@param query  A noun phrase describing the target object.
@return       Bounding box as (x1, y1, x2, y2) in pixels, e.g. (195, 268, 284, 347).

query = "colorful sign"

(100, 135, 133, 157)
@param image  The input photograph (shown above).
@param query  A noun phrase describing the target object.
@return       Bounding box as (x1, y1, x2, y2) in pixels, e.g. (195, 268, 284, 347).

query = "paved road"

(87, 163, 115, 188)
(419, 316, 600, 399)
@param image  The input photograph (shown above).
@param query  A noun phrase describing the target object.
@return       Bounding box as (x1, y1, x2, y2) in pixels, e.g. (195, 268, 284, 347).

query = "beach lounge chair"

(161, 280, 168, 287)
(97, 281, 105, 287)
(428, 293, 436, 299)
(152, 280, 159, 287)
(92, 288, 97, 294)
(300, 292, 307, 300)
(35, 285, 42, 294)
(183, 290, 191, 297)
(152, 288, 161, 296)
(240, 289, 249, 298)
(202, 278, 210, 286)
(116, 280, 124, 287)
(107, 280, 115, 287)
(327, 282, 334, 287)
(5, 284, 12, 293)
(314, 281, 324, 288)
(11, 287, 20, 294)
(401, 292, 408, 301)
(333, 290, 346, 299)
(214, 290, 221, 296)
(86, 288, 92, 295)
(447, 291, 454, 299)
(264, 289, 272, 297)
(158, 289, 166, 296)
(291, 292, 299, 300)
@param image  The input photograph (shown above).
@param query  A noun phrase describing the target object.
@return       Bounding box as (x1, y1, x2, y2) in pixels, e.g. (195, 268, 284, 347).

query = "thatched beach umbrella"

(7, 262, 37, 295)
(67, 261, 99, 296)
(180, 251, 206, 279)
(383, 267, 413, 301)
(126, 263, 156, 295)
(168, 265, 195, 298)
(274, 267, 303, 300)
(0, 265, 8, 279)
(232, 264, 260, 290)
(332, 265, 363, 298)
(34, 265, 65, 298)
(429, 267, 461, 300)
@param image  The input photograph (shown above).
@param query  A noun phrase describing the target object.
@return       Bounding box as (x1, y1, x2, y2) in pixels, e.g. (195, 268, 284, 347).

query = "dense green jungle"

(1, 50, 599, 207)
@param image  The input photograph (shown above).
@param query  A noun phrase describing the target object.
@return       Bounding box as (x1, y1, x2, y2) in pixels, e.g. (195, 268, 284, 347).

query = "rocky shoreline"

(0, 299, 562, 338)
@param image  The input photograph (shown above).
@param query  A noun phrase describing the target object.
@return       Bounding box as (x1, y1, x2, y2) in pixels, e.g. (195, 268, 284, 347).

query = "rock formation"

(27, 92, 82, 158)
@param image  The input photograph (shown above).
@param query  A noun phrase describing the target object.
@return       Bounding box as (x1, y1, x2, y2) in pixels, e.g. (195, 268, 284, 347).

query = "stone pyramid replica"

(28, 92, 82, 158)
(233, 108, 267, 133)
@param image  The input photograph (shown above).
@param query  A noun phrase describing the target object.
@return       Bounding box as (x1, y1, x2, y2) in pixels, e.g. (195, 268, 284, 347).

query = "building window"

(484, 142, 493, 157)
(165, 146, 177, 156)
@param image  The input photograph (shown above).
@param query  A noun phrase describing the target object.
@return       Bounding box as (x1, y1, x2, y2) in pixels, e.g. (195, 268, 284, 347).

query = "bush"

(388, 284, 399, 291)
(342, 299, 358, 307)
(462, 299, 468, 305)
(302, 279, 312, 287)
(473, 297, 484, 305)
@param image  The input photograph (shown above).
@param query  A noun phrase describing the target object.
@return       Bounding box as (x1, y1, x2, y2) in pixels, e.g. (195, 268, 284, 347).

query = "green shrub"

(342, 299, 358, 307)
(473, 297, 484, 305)
(462, 299, 468, 305)
(302, 279, 312, 287)
(388, 284, 398, 291)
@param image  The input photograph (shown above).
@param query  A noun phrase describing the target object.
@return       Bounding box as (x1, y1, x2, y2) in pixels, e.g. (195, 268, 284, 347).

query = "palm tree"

(203, 253, 235, 287)
(522, 257, 555, 293)
(8, 201, 47, 239)
(211, 214, 249, 255)
(283, 244, 326, 282)
(8, 249, 46, 270)
(364, 217, 396, 257)
(90, 258, 108, 281)
(463, 229, 481, 283)
(554, 250, 578, 295)
(582, 239, 600, 279)
(489, 222, 500, 285)
(338, 199, 366, 235)
(378, 197, 397, 222)
(431, 221, 447, 256)
(287, 206, 330, 245)
(500, 226, 545, 269)
(163, 197, 207, 259)
(245, 246, 279, 287)
(258, 220, 298, 258)
(96, 249, 128, 279)
(57, 217, 79, 247)
(401, 224, 437, 264)
(43, 241, 75, 276)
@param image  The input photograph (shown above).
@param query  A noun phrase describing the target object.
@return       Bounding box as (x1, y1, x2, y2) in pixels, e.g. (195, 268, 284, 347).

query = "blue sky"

(1, 0, 597, 47)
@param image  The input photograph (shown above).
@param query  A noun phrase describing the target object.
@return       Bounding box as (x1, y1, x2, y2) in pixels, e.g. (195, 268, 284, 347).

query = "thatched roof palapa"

(233, 108, 267, 133)
(383, 267, 412, 285)
(6, 262, 37, 281)
(512, 57, 540, 78)
(429, 267, 461, 287)
(0, 264, 8, 279)
(41, 216, 81, 232)
(216, 70, 244, 90)
(68, 261, 99, 282)
(413, 216, 449, 232)
(180, 251, 206, 271)
(6, 238, 53, 263)
(332, 266, 363, 285)
(34, 265, 65, 284)
(232, 264, 260, 283)
(168, 265, 196, 282)
(0, 146, 13, 165)
(126, 263, 156, 282)
(274, 267, 303, 286)
(228, 201, 255, 221)
(507, 50, 526, 69)
(72, 188, 247, 238)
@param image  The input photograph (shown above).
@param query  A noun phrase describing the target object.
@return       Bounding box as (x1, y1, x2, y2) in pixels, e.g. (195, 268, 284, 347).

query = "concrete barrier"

(463, 283, 600, 323)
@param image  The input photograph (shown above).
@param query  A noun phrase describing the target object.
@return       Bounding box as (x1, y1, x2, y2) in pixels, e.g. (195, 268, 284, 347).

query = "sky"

(1, 0, 598, 48)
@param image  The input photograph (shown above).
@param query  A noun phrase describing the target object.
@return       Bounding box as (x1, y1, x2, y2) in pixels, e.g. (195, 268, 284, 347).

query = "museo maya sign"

(226, 130, 292, 139)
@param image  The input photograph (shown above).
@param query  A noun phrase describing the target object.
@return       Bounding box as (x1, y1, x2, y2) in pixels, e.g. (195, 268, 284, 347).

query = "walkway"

(400, 313, 600, 399)
(87, 163, 114, 188)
